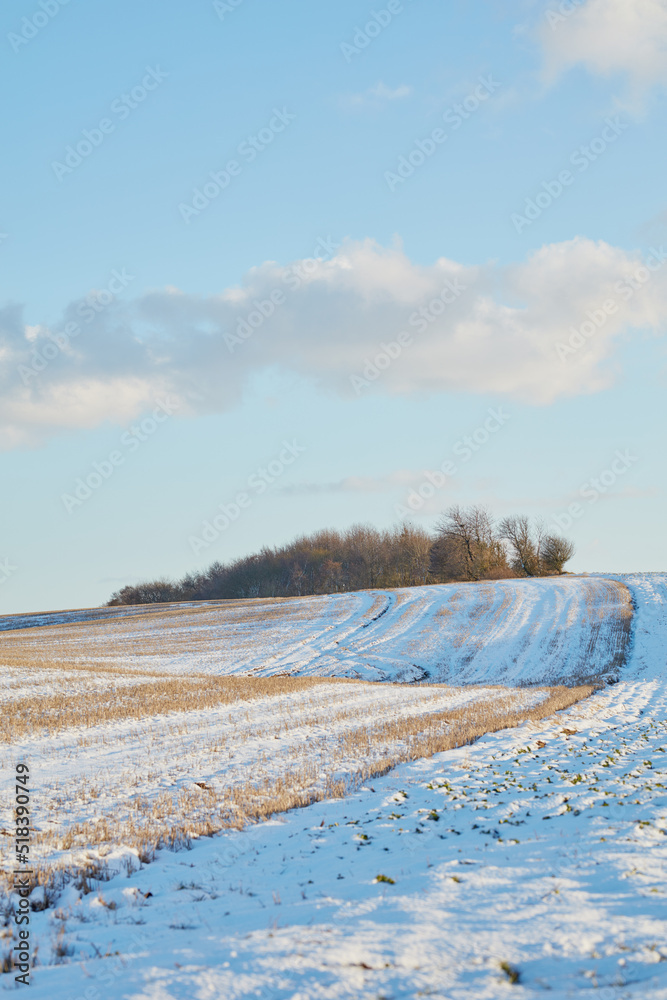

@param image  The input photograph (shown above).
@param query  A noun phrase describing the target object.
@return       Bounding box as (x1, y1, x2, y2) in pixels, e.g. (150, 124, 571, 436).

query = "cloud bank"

(1, 236, 666, 448)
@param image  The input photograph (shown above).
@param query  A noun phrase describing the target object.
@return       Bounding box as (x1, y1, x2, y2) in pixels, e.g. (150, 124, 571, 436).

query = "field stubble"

(0, 578, 631, 924)
(0, 662, 592, 910)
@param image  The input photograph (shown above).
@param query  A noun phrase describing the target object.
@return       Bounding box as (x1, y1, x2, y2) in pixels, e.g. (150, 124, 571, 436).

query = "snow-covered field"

(0, 575, 631, 684)
(2, 574, 666, 998)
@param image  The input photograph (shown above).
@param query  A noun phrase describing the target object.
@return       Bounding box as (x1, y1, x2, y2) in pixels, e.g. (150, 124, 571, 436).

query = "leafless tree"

(541, 535, 575, 574)
(435, 505, 509, 581)
(498, 515, 541, 577)
(107, 510, 574, 605)
(289, 563, 306, 596)
(429, 532, 469, 581)
(391, 523, 432, 586)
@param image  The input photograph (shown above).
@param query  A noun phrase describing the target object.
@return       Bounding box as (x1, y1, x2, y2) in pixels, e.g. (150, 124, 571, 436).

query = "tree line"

(107, 506, 575, 606)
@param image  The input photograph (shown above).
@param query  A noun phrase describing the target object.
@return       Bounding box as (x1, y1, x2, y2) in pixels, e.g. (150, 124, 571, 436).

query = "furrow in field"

(0, 575, 633, 685)
(287, 577, 632, 686)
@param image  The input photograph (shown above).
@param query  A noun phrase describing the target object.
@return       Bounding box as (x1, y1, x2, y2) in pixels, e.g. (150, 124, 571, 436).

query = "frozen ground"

(0, 575, 631, 684)
(1, 574, 665, 998)
(2, 678, 555, 870)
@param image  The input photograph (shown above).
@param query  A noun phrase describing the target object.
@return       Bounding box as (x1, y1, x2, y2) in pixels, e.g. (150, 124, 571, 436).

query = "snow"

(4, 682, 546, 859)
(0, 576, 631, 684)
(2, 573, 667, 998)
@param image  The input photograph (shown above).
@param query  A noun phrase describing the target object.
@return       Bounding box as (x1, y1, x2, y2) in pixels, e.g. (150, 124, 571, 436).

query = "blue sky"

(1, 0, 666, 613)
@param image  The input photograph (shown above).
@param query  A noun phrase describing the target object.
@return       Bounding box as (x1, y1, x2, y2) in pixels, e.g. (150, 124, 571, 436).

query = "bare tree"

(541, 535, 575, 574)
(498, 515, 541, 577)
(107, 511, 575, 605)
(429, 532, 468, 581)
(108, 578, 180, 605)
(391, 523, 432, 586)
(319, 558, 344, 592)
(289, 563, 306, 596)
(435, 505, 508, 581)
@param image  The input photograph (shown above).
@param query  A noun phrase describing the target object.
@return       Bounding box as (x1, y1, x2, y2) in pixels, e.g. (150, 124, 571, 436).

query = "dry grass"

(337, 684, 592, 762)
(0, 596, 330, 668)
(0, 671, 345, 741)
(0, 583, 611, 913)
(0, 677, 593, 908)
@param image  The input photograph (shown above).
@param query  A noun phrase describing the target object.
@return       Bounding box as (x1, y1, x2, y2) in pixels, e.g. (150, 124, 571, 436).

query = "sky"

(1, 0, 666, 614)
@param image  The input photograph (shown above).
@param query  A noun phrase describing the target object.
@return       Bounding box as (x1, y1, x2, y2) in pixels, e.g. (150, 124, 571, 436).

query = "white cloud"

(368, 82, 412, 100)
(539, 0, 667, 100)
(345, 81, 412, 107)
(1, 236, 666, 449)
(281, 471, 421, 495)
